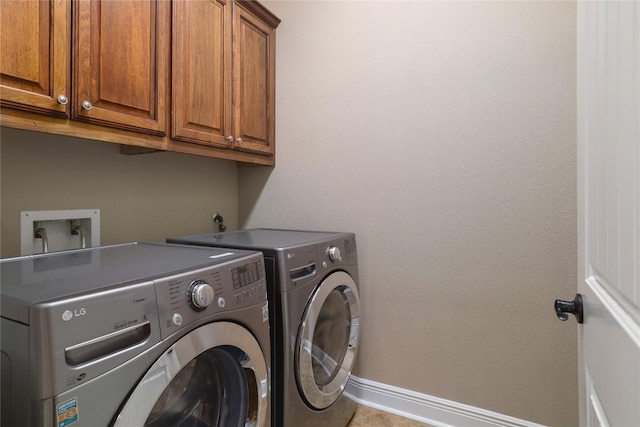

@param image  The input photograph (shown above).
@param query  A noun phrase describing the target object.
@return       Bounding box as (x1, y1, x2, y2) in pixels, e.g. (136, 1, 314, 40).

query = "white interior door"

(576, 1, 640, 426)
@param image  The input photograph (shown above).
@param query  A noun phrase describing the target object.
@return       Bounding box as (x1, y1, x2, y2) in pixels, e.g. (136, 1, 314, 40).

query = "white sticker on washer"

(262, 304, 269, 322)
(57, 397, 79, 427)
(209, 252, 234, 259)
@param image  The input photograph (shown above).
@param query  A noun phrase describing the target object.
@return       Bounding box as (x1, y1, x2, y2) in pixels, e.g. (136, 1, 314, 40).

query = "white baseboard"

(344, 375, 546, 427)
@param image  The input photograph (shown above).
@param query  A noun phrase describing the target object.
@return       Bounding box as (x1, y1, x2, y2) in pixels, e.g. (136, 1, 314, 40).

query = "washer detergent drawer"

(30, 280, 161, 399)
(64, 321, 152, 366)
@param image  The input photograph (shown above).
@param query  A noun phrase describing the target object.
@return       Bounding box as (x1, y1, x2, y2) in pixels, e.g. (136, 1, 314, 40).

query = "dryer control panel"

(154, 253, 267, 339)
(317, 235, 358, 268)
(279, 233, 358, 292)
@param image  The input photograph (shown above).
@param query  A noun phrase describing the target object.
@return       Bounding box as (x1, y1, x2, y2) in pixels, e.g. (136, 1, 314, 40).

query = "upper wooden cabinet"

(0, 0, 168, 135)
(72, 0, 168, 135)
(0, 0, 70, 116)
(1, 0, 278, 165)
(232, 1, 278, 156)
(172, 0, 232, 148)
(171, 0, 279, 157)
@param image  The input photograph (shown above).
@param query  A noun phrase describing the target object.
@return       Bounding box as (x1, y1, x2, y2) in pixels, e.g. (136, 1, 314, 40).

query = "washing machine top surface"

(168, 228, 351, 251)
(1, 242, 259, 323)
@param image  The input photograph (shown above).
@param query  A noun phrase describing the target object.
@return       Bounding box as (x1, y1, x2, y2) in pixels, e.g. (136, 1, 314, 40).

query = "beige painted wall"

(1, 127, 238, 258)
(240, 1, 577, 426)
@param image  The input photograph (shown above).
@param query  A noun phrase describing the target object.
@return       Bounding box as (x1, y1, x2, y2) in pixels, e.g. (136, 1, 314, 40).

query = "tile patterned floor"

(348, 405, 433, 427)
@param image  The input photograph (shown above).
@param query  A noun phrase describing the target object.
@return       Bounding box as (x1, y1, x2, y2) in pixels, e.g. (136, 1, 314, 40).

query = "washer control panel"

(231, 260, 266, 304)
(187, 279, 215, 311)
(327, 245, 342, 262)
(154, 253, 267, 339)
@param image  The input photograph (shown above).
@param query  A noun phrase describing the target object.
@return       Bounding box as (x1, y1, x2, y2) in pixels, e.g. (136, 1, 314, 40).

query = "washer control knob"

(172, 313, 183, 326)
(188, 280, 215, 311)
(327, 246, 342, 262)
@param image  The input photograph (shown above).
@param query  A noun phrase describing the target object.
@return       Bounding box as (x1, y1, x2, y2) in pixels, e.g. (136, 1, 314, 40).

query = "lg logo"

(62, 308, 87, 321)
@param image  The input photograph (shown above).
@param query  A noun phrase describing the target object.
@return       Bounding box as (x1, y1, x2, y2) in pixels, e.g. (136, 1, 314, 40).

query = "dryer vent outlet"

(212, 213, 226, 232)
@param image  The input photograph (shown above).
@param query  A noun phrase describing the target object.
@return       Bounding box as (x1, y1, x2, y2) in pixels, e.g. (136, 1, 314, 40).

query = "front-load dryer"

(167, 229, 361, 427)
(1, 242, 270, 427)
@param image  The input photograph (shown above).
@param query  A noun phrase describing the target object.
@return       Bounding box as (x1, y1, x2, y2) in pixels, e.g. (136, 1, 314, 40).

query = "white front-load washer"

(1, 242, 270, 427)
(167, 229, 361, 427)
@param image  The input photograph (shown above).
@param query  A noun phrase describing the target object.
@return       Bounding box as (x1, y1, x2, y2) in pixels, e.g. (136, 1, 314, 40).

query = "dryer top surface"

(168, 228, 354, 252)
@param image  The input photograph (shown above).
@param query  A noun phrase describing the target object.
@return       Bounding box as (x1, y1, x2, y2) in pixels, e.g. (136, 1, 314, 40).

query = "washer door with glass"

(113, 322, 268, 427)
(295, 270, 361, 410)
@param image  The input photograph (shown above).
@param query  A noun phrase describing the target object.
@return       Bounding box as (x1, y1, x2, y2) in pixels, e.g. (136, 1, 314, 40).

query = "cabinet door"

(232, 2, 278, 156)
(0, 0, 70, 116)
(73, 0, 168, 135)
(172, 0, 232, 148)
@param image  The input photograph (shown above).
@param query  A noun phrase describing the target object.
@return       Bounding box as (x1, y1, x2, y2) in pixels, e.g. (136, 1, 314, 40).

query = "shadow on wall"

(238, 167, 274, 229)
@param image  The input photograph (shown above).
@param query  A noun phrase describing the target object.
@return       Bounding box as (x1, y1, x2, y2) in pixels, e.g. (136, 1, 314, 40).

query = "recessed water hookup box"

(20, 209, 101, 256)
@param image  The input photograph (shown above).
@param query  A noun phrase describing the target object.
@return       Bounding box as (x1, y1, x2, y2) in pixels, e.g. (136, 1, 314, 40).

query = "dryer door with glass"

(113, 322, 268, 427)
(295, 270, 361, 409)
